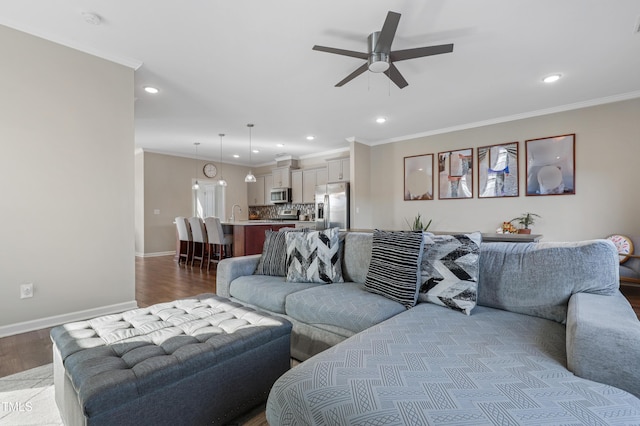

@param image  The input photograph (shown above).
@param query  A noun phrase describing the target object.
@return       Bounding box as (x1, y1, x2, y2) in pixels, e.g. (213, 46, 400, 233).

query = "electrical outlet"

(20, 283, 33, 299)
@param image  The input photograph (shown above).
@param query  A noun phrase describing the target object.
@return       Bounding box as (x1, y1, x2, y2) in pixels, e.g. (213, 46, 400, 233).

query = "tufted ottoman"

(50, 294, 292, 426)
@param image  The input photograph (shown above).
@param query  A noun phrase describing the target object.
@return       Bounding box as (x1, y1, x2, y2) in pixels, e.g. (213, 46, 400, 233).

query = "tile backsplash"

(249, 203, 315, 220)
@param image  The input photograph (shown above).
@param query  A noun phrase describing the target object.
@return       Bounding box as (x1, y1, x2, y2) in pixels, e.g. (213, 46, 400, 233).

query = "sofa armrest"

(566, 291, 640, 398)
(216, 255, 261, 297)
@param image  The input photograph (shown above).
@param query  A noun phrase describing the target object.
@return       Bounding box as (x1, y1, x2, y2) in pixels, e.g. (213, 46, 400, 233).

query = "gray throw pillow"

(254, 228, 305, 276)
(285, 227, 343, 283)
(418, 232, 482, 315)
(364, 230, 424, 309)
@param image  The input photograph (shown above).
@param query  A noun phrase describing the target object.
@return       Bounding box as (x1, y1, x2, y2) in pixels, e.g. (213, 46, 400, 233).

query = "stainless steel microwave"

(270, 187, 291, 204)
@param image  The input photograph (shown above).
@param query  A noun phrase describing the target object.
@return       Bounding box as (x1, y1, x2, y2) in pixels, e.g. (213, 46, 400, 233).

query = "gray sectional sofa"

(216, 231, 640, 424)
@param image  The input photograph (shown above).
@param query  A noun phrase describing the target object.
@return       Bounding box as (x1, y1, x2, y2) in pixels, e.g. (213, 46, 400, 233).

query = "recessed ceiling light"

(542, 74, 562, 83)
(143, 86, 159, 94)
(376, 117, 387, 124)
(277, 143, 285, 148)
(232, 154, 240, 158)
(306, 135, 315, 141)
(252, 149, 260, 154)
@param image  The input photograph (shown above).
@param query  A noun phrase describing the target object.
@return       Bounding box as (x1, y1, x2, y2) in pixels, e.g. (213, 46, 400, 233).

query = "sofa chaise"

(217, 229, 640, 424)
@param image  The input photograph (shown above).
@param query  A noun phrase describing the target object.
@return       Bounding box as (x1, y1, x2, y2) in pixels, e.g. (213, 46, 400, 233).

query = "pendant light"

(244, 123, 256, 183)
(217, 133, 227, 187)
(193, 142, 200, 190)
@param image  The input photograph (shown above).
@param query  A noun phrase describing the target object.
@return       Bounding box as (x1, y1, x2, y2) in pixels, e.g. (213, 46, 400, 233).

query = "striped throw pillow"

(364, 230, 425, 308)
(254, 228, 305, 276)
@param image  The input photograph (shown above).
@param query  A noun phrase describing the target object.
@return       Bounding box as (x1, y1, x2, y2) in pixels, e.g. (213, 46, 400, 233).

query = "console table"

(481, 233, 542, 243)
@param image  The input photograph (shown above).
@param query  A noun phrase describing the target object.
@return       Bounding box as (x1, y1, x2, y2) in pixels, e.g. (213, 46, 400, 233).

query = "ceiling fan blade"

(312, 45, 368, 60)
(335, 63, 369, 87)
(385, 63, 408, 89)
(375, 11, 401, 53)
(390, 44, 454, 62)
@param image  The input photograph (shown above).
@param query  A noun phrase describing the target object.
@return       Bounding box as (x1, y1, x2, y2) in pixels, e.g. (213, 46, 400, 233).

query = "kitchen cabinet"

(272, 167, 291, 188)
(327, 158, 350, 182)
(232, 223, 290, 256)
(264, 174, 274, 205)
(247, 174, 275, 206)
(247, 175, 265, 206)
(291, 170, 303, 203)
(302, 168, 328, 203)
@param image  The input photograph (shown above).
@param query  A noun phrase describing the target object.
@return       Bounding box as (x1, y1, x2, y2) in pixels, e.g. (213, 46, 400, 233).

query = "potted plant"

(510, 212, 541, 234)
(405, 213, 432, 232)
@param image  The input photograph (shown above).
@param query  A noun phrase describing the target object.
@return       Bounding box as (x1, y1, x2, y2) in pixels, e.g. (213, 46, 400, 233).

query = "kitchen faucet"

(230, 204, 242, 222)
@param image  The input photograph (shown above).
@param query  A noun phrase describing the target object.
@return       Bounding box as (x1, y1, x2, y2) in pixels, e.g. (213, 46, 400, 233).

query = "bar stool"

(175, 217, 192, 266)
(204, 217, 233, 270)
(188, 217, 208, 269)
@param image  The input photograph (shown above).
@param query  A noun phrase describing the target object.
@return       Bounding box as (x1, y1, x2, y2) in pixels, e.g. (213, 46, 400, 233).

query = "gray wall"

(0, 25, 136, 333)
(138, 151, 250, 255)
(370, 98, 640, 241)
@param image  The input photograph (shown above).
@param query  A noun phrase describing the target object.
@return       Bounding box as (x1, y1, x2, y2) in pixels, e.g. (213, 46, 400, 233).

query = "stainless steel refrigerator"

(315, 182, 349, 230)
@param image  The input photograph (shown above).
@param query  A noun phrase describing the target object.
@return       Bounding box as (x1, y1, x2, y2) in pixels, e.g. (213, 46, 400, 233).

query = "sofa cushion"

(254, 228, 304, 277)
(478, 239, 620, 323)
(341, 232, 373, 283)
(229, 275, 321, 314)
(364, 230, 424, 308)
(418, 232, 482, 315)
(285, 283, 405, 334)
(267, 302, 640, 426)
(285, 227, 343, 283)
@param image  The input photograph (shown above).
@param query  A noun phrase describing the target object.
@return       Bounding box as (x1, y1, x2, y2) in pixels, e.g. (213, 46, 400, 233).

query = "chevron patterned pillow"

(364, 230, 425, 308)
(418, 232, 482, 315)
(285, 227, 343, 283)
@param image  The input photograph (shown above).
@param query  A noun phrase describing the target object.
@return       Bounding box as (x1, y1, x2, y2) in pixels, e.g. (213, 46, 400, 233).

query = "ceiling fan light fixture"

(368, 54, 390, 73)
(367, 32, 390, 73)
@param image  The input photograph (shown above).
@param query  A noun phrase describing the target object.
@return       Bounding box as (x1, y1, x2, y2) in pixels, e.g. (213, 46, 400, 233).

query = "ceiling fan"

(313, 11, 454, 89)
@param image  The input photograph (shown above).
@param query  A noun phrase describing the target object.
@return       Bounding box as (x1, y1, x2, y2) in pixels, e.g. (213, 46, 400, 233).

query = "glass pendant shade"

(193, 142, 200, 190)
(244, 172, 256, 183)
(245, 123, 256, 183)
(217, 133, 227, 186)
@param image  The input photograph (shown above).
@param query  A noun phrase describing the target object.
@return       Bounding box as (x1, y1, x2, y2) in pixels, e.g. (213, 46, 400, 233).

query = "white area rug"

(0, 364, 62, 426)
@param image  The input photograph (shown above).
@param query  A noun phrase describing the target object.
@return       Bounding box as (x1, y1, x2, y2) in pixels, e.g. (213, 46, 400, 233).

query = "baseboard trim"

(136, 251, 176, 258)
(0, 300, 139, 338)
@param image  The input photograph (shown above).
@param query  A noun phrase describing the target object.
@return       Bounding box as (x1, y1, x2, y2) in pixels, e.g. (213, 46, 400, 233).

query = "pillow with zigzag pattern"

(285, 227, 343, 283)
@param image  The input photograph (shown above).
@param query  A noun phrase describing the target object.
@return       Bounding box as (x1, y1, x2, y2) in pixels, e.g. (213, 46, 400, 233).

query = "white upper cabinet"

(302, 168, 329, 203)
(327, 158, 350, 182)
(272, 167, 291, 188)
(291, 170, 303, 203)
(247, 175, 266, 206)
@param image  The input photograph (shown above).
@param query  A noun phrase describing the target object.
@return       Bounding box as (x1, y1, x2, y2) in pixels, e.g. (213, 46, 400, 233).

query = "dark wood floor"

(1, 257, 639, 377)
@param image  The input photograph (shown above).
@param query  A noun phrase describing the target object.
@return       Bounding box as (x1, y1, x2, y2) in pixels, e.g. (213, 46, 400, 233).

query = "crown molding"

(369, 90, 640, 146)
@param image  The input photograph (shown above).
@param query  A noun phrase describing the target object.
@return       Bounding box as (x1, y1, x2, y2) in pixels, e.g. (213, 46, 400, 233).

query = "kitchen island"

(223, 221, 316, 257)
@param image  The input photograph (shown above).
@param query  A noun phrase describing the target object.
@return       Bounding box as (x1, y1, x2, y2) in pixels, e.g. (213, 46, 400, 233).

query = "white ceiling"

(1, 0, 639, 166)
